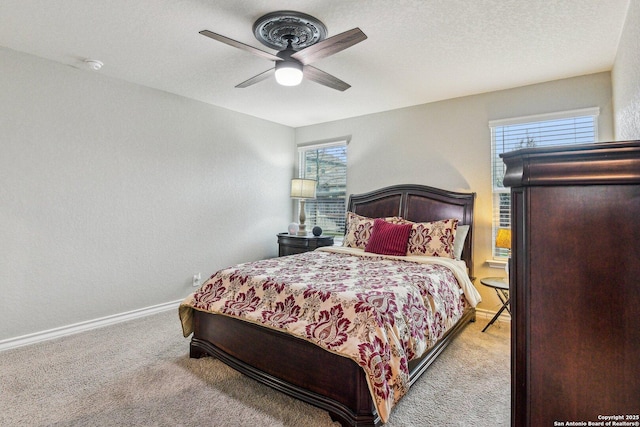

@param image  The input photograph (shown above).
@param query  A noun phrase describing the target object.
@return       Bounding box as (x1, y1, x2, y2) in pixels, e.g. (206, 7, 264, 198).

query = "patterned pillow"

(342, 212, 401, 249)
(364, 218, 413, 256)
(400, 218, 459, 258)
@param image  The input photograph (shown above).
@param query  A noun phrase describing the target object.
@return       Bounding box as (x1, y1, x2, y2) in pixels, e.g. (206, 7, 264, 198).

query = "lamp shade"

(290, 178, 316, 199)
(495, 228, 512, 250)
(275, 61, 303, 86)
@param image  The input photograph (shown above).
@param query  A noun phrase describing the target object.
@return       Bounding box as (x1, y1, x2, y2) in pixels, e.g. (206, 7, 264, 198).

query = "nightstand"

(277, 233, 334, 256)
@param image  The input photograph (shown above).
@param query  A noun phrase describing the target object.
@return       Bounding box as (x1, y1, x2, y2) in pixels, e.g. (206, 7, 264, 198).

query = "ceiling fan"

(200, 11, 367, 91)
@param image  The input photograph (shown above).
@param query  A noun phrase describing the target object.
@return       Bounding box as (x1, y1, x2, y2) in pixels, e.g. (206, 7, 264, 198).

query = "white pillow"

(453, 225, 470, 260)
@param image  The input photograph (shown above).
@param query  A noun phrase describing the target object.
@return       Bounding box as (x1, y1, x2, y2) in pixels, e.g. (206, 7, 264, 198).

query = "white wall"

(613, 0, 640, 139)
(1, 41, 624, 342)
(0, 48, 294, 341)
(295, 72, 614, 312)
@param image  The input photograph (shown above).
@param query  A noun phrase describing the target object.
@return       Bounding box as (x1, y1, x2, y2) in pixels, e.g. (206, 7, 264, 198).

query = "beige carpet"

(0, 309, 510, 426)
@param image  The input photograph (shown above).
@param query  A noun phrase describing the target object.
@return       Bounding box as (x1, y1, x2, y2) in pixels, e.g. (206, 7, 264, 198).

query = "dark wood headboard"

(347, 184, 476, 278)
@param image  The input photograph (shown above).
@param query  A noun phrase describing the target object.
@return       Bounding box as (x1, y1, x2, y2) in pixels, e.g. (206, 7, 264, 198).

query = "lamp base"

(297, 199, 308, 236)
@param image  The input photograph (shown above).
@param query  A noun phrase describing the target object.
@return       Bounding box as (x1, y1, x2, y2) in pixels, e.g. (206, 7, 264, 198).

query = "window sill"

(486, 259, 507, 269)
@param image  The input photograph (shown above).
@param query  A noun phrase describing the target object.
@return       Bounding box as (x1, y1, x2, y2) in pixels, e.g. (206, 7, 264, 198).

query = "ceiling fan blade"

(304, 66, 351, 91)
(235, 68, 275, 88)
(291, 28, 367, 65)
(200, 30, 281, 62)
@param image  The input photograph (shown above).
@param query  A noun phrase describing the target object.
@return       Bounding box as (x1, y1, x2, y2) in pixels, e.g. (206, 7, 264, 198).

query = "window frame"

(297, 138, 349, 238)
(489, 107, 599, 260)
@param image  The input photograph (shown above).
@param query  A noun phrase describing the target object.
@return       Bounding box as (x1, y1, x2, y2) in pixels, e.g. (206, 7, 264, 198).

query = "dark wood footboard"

(190, 307, 476, 427)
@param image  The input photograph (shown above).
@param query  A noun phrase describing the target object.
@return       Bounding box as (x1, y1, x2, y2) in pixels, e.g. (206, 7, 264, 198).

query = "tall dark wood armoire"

(501, 140, 640, 427)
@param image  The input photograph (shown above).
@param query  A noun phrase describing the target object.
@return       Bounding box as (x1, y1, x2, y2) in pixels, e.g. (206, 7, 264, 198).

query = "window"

(298, 139, 348, 237)
(490, 108, 599, 258)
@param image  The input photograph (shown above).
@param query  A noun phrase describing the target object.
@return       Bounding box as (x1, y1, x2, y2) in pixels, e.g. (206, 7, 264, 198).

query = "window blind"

(298, 141, 347, 236)
(490, 108, 599, 257)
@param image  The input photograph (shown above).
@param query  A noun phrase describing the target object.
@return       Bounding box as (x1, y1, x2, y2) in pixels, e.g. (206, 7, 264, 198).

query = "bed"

(179, 184, 479, 426)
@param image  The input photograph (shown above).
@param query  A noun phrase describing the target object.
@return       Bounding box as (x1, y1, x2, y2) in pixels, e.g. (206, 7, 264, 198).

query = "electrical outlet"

(192, 273, 201, 287)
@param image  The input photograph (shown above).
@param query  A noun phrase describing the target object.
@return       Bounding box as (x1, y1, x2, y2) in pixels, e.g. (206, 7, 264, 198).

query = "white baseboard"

(475, 307, 511, 325)
(0, 299, 182, 352)
(1, 301, 506, 352)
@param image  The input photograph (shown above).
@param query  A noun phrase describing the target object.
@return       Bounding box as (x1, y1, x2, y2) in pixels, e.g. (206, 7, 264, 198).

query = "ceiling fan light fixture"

(275, 61, 303, 86)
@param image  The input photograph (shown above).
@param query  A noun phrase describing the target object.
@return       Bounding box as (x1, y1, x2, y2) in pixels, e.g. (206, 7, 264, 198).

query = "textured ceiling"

(0, 0, 631, 127)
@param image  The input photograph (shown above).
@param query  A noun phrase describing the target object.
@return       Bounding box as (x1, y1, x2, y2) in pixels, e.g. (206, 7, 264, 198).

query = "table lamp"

(495, 228, 512, 275)
(290, 178, 316, 236)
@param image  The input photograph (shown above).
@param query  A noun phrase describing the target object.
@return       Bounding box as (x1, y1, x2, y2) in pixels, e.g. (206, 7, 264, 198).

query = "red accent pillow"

(342, 212, 402, 249)
(364, 218, 412, 256)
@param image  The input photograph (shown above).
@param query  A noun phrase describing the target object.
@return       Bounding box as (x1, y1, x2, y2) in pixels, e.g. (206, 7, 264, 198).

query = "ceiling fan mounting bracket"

(252, 11, 327, 51)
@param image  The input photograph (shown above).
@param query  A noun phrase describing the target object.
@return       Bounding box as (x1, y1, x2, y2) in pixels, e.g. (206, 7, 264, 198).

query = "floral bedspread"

(179, 246, 480, 423)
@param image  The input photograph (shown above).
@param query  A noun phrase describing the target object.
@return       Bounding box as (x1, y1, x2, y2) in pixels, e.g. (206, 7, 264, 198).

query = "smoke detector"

(83, 59, 103, 71)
